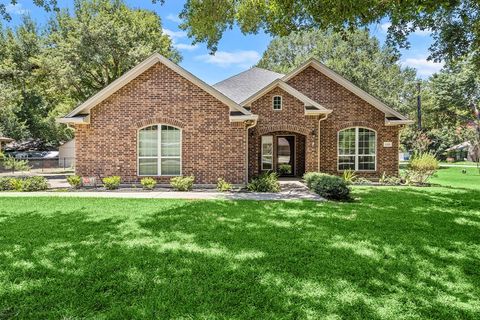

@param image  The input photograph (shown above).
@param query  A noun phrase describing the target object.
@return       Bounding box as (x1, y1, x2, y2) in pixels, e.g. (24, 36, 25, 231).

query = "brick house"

(58, 53, 412, 185)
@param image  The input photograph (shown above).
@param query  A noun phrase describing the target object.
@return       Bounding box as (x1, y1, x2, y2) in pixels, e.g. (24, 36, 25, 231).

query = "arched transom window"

(338, 127, 376, 171)
(138, 125, 181, 176)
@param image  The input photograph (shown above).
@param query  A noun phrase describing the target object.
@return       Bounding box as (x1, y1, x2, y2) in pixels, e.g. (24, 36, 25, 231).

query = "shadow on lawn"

(0, 187, 479, 319)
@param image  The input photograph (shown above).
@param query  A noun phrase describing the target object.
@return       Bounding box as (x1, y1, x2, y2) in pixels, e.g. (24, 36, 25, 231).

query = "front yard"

(1, 185, 479, 319)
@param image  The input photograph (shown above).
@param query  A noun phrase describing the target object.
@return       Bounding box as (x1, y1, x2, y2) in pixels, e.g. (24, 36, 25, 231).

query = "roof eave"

(229, 114, 259, 122)
(385, 119, 414, 126)
(56, 115, 90, 124)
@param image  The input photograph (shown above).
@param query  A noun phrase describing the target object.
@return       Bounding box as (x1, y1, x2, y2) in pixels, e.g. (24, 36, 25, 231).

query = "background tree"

(0, 0, 180, 147)
(257, 29, 418, 116)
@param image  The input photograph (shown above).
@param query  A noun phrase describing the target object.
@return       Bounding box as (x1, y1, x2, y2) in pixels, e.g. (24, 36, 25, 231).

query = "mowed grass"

(1, 187, 480, 319)
(431, 166, 480, 190)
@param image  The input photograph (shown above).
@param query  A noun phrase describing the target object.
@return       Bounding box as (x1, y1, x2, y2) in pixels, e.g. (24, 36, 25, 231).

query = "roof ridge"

(213, 66, 284, 87)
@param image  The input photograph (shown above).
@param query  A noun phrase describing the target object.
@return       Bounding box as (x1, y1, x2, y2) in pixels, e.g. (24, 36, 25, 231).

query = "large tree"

(41, 0, 180, 102)
(0, 0, 180, 146)
(257, 29, 418, 116)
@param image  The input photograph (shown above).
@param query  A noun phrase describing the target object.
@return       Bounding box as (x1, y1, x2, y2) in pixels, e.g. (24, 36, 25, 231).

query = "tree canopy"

(257, 29, 418, 116)
(0, 0, 180, 146)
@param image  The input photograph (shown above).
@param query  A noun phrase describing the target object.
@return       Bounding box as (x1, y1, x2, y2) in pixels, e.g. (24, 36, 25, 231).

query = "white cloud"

(379, 22, 431, 36)
(163, 28, 187, 40)
(402, 56, 444, 77)
(196, 50, 261, 68)
(174, 43, 199, 51)
(6, 3, 28, 15)
(166, 13, 182, 24)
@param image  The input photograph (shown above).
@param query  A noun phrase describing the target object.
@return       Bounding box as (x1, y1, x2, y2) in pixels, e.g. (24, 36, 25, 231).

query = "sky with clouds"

(4, 0, 444, 84)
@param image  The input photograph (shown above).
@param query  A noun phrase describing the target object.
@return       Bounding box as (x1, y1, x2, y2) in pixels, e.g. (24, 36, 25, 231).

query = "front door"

(276, 136, 295, 176)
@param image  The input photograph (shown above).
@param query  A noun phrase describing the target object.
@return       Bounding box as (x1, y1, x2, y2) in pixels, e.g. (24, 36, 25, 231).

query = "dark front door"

(276, 136, 295, 176)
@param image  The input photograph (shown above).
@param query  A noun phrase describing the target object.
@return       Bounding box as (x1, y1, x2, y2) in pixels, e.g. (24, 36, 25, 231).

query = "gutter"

(245, 119, 258, 185)
(317, 114, 329, 172)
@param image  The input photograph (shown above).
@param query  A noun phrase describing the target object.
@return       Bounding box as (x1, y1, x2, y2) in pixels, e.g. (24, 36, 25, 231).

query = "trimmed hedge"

(304, 172, 350, 200)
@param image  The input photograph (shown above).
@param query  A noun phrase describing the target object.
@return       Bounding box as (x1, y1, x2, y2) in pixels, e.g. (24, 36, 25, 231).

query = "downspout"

(317, 114, 329, 172)
(245, 120, 258, 185)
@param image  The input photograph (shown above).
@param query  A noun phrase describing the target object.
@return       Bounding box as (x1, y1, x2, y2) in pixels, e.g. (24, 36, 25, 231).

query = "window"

(138, 125, 181, 176)
(273, 96, 282, 110)
(261, 136, 273, 170)
(338, 127, 376, 171)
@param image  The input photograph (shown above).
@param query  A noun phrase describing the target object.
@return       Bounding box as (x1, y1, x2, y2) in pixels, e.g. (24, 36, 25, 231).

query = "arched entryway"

(249, 130, 307, 178)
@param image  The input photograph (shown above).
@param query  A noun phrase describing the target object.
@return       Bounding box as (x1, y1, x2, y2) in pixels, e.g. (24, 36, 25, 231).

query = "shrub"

(247, 172, 280, 192)
(354, 177, 372, 185)
(22, 176, 49, 191)
(102, 176, 121, 190)
(308, 173, 350, 200)
(342, 169, 357, 184)
(407, 152, 439, 184)
(3, 156, 31, 172)
(67, 175, 82, 189)
(141, 177, 157, 190)
(217, 178, 232, 192)
(0, 177, 13, 191)
(10, 178, 23, 191)
(170, 176, 195, 191)
(278, 164, 292, 175)
(0, 152, 4, 160)
(303, 172, 326, 189)
(379, 172, 402, 185)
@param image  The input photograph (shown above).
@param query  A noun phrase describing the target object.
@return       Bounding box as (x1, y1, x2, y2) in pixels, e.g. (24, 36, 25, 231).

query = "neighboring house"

(58, 139, 75, 168)
(58, 53, 412, 184)
(446, 141, 480, 162)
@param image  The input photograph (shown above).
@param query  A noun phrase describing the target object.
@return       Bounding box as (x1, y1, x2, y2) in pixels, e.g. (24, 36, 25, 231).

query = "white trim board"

(282, 58, 410, 121)
(59, 53, 252, 123)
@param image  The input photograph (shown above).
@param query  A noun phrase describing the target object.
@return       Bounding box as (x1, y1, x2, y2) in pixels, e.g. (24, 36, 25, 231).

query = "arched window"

(138, 125, 181, 176)
(338, 127, 376, 171)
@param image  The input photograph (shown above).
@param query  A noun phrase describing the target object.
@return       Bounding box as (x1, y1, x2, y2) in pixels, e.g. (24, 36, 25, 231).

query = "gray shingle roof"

(213, 67, 284, 104)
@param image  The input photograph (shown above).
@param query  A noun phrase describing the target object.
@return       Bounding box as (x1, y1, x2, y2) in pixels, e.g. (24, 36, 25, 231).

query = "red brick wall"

(74, 62, 247, 184)
(248, 87, 319, 178)
(287, 66, 400, 177)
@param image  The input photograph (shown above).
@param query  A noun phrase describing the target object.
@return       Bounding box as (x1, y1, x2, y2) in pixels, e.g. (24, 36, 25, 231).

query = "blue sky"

(4, 0, 444, 84)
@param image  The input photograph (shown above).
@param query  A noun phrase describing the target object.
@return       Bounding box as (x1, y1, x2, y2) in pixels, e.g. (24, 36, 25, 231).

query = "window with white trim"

(261, 136, 273, 170)
(138, 125, 181, 176)
(338, 127, 376, 171)
(273, 96, 282, 110)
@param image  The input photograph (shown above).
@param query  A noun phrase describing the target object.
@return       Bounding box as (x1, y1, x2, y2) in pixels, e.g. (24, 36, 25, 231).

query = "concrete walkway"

(0, 180, 323, 201)
(0, 189, 323, 201)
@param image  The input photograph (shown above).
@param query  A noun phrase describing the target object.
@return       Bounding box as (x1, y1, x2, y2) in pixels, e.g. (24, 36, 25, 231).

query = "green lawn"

(431, 166, 480, 190)
(1, 187, 480, 319)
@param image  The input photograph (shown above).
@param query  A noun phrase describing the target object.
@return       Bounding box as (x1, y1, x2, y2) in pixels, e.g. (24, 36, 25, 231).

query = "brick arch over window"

(134, 117, 186, 129)
(335, 121, 380, 133)
(258, 124, 310, 136)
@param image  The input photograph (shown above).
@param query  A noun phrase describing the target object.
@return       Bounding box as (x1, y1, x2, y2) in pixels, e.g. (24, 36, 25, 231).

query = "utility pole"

(417, 82, 422, 131)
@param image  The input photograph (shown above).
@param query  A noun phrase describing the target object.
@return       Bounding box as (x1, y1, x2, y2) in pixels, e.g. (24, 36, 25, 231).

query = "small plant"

(379, 172, 402, 185)
(247, 172, 280, 192)
(141, 177, 157, 190)
(342, 169, 357, 184)
(217, 178, 232, 192)
(406, 152, 439, 184)
(67, 175, 82, 189)
(170, 176, 195, 191)
(303, 172, 326, 189)
(0, 177, 13, 191)
(354, 177, 372, 185)
(22, 176, 49, 191)
(307, 173, 350, 200)
(10, 178, 23, 191)
(3, 156, 31, 172)
(278, 164, 292, 176)
(102, 176, 121, 190)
